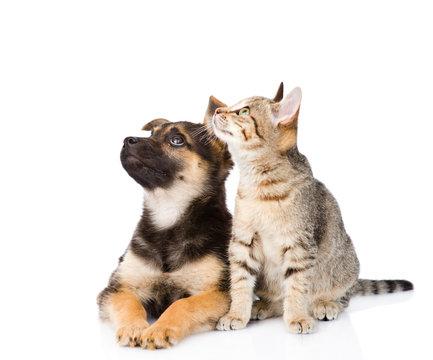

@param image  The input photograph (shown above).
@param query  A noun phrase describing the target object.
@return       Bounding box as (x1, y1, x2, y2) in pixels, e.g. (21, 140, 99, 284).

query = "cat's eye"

(238, 108, 250, 116)
(169, 135, 185, 146)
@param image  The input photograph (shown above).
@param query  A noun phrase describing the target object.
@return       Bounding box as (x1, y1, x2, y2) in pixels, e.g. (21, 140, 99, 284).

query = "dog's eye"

(169, 136, 185, 146)
(237, 108, 250, 116)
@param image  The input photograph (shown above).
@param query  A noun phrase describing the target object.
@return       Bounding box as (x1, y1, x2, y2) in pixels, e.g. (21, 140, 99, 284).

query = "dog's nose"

(124, 137, 138, 147)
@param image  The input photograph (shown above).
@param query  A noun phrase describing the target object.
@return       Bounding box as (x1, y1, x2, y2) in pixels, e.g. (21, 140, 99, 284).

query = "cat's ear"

(272, 82, 284, 102)
(204, 96, 227, 125)
(272, 87, 302, 127)
(141, 118, 170, 131)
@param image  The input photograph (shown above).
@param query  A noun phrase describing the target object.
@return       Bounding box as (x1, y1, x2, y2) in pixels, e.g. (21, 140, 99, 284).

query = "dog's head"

(121, 115, 232, 193)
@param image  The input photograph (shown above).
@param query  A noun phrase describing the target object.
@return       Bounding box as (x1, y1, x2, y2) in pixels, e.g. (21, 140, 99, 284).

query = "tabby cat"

(208, 83, 413, 334)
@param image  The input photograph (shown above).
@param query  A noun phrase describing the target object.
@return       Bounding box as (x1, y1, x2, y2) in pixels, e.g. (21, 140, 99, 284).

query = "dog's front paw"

(116, 321, 150, 347)
(285, 316, 315, 334)
(217, 313, 249, 331)
(141, 325, 182, 350)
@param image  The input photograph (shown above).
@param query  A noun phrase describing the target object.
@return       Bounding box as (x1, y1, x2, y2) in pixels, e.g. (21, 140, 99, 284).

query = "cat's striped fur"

(209, 83, 413, 333)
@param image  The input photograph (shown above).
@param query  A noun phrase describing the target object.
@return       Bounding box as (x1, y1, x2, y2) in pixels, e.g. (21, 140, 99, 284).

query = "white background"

(1, 1, 432, 359)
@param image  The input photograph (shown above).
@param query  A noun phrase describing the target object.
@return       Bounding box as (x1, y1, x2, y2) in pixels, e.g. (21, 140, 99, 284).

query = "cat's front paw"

(141, 325, 181, 350)
(116, 321, 150, 347)
(285, 316, 315, 334)
(217, 313, 249, 331)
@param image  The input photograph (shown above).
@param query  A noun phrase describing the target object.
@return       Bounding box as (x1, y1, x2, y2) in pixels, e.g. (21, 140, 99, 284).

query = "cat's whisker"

(191, 126, 207, 136)
(191, 128, 206, 138)
(204, 134, 219, 146)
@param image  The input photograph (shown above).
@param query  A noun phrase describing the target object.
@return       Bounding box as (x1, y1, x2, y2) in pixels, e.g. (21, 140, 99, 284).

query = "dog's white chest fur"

(145, 193, 190, 230)
(143, 179, 204, 230)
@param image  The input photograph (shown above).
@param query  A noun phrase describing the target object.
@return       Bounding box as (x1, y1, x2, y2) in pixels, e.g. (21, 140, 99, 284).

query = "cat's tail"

(347, 279, 413, 298)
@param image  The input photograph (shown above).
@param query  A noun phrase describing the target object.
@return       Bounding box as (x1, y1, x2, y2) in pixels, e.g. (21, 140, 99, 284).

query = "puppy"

(97, 97, 233, 349)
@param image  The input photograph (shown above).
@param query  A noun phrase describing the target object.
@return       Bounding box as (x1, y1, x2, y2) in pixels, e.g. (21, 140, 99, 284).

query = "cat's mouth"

(212, 115, 233, 137)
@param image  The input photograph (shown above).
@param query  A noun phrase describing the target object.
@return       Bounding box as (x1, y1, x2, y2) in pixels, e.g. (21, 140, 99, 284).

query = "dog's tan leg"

(141, 289, 230, 350)
(106, 290, 150, 347)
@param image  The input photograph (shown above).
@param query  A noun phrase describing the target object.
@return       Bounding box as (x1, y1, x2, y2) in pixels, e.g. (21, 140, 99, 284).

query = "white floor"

(98, 289, 430, 360)
(2, 277, 428, 360)
(95, 292, 423, 360)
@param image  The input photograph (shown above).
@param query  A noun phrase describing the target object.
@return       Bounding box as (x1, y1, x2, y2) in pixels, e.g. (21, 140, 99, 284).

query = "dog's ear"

(203, 97, 233, 181)
(204, 96, 227, 126)
(142, 118, 170, 131)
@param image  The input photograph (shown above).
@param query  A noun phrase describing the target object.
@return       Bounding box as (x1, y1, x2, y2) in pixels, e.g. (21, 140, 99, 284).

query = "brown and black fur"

(97, 100, 233, 349)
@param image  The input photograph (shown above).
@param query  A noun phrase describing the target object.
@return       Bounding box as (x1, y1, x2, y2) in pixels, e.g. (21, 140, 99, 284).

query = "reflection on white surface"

(92, 288, 428, 360)
(99, 315, 363, 360)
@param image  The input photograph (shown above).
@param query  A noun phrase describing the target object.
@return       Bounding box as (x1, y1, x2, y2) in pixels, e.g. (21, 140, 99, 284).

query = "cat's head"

(207, 83, 302, 154)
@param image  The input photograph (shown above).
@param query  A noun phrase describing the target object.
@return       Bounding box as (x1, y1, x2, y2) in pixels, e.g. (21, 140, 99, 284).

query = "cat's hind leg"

(310, 299, 344, 321)
(250, 299, 283, 320)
